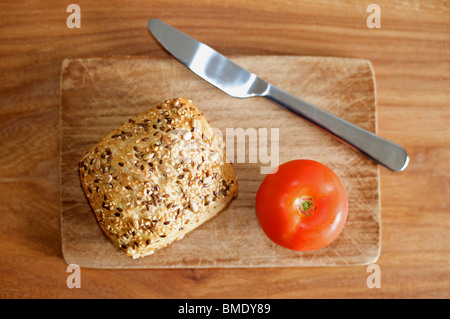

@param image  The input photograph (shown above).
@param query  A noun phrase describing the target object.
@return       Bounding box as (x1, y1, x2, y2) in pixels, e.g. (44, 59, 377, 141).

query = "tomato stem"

(296, 196, 317, 217)
(301, 200, 312, 212)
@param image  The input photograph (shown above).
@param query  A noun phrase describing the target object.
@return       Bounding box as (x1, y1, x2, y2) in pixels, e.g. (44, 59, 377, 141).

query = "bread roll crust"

(78, 98, 238, 259)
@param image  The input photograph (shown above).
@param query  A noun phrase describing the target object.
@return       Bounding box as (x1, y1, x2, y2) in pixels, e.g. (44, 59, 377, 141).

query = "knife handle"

(264, 85, 409, 172)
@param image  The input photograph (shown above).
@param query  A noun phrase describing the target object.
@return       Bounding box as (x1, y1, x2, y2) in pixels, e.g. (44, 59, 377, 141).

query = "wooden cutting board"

(60, 55, 380, 268)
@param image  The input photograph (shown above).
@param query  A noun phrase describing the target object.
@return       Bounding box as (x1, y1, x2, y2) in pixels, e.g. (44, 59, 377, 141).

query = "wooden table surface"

(0, 0, 448, 298)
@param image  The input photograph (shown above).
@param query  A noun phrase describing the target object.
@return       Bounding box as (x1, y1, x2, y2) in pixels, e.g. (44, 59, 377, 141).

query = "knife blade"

(147, 18, 409, 172)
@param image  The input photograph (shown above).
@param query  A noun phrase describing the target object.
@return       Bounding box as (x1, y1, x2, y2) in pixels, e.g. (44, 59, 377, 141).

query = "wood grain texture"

(0, 0, 448, 298)
(60, 56, 379, 268)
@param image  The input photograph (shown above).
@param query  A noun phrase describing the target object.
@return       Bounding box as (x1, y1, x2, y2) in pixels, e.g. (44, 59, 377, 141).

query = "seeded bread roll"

(78, 97, 238, 259)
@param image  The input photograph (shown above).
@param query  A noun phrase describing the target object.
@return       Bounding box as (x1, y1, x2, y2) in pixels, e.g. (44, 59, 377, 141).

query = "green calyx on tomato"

(256, 159, 348, 252)
(296, 195, 317, 217)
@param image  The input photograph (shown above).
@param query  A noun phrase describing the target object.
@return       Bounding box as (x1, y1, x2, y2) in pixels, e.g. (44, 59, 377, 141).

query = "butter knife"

(147, 18, 409, 172)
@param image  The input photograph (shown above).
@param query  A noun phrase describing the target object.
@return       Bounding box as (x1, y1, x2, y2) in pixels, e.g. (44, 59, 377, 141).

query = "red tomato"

(255, 160, 348, 251)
